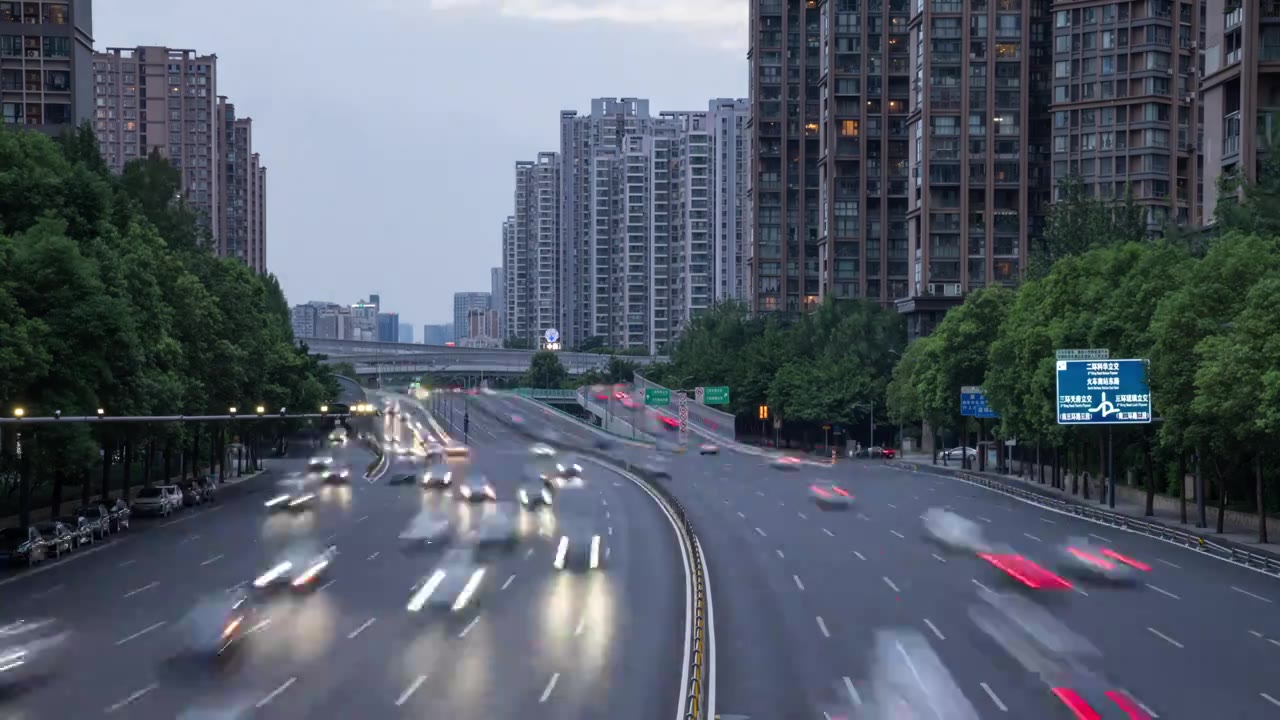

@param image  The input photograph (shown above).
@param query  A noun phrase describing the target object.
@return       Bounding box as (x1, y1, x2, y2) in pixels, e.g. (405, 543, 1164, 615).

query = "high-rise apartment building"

(217, 97, 267, 272)
(1, 0, 93, 133)
(377, 312, 399, 342)
(1203, 0, 1279, 220)
(399, 322, 414, 344)
(351, 301, 377, 341)
(709, 98, 753, 302)
(1049, 0, 1202, 232)
(93, 47, 220, 240)
(528, 152, 561, 340)
(665, 110, 714, 330)
(452, 291, 491, 342)
(291, 301, 347, 340)
(490, 266, 504, 339)
(500, 218, 517, 340)
(510, 162, 533, 342)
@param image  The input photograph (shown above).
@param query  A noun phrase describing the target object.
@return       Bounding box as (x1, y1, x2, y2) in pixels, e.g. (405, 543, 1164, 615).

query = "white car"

(399, 511, 453, 548)
(921, 508, 989, 554)
(458, 479, 496, 502)
(251, 546, 337, 592)
(422, 465, 454, 489)
(263, 477, 317, 512)
(942, 446, 977, 462)
(160, 485, 185, 511)
(132, 487, 175, 516)
(699, 443, 719, 455)
(529, 443, 557, 458)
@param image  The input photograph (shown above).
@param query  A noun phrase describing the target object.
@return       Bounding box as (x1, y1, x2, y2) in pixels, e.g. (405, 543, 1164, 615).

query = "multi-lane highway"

(454, 390, 1280, 719)
(0, 397, 688, 719)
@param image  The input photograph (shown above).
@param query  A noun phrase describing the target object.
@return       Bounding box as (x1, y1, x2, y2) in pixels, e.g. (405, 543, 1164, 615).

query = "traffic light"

(758, 405, 769, 420)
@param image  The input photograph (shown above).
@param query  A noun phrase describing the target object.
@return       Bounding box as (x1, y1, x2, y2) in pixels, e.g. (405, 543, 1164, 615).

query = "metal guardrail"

(466, 394, 710, 719)
(512, 388, 580, 400)
(894, 461, 1280, 578)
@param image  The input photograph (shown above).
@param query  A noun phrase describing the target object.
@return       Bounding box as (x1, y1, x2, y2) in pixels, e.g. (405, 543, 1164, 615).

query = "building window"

(839, 119, 859, 136)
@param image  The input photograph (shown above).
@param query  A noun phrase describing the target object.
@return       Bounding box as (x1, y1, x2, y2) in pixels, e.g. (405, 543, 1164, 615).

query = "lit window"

(840, 120, 860, 137)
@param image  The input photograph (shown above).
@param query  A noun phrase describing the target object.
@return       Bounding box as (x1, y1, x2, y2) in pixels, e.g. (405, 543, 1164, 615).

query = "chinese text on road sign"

(1055, 359, 1152, 425)
(645, 388, 670, 406)
(959, 386, 999, 418)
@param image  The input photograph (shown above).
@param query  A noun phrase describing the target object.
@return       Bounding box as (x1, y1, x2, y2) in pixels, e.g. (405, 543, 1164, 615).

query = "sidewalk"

(893, 451, 1280, 563)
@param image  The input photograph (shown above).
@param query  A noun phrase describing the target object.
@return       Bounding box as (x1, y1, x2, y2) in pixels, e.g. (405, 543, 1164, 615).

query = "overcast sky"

(95, 0, 748, 328)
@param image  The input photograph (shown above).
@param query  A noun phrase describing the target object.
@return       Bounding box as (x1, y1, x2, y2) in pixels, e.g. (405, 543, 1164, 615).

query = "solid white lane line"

(574, 617, 586, 636)
(502, 574, 516, 590)
(200, 554, 223, 566)
(1147, 627, 1184, 648)
(776, 549, 785, 559)
(980, 682, 1008, 712)
(255, 677, 297, 708)
(539, 673, 559, 703)
(883, 577, 901, 593)
(1157, 558, 1182, 569)
(793, 575, 806, 591)
(755, 527, 767, 537)
(347, 618, 376, 639)
(816, 616, 831, 638)
(932, 553, 947, 563)
(823, 528, 836, 537)
(1023, 533, 1042, 542)
(1088, 533, 1111, 543)
(923, 619, 945, 640)
(889, 530, 905, 539)
(853, 550, 866, 561)
(396, 675, 428, 706)
(116, 621, 166, 646)
(105, 683, 158, 713)
(842, 676, 862, 706)
(458, 617, 480, 638)
(1232, 586, 1273, 603)
(1262, 693, 1280, 707)
(1146, 584, 1181, 600)
(123, 581, 159, 598)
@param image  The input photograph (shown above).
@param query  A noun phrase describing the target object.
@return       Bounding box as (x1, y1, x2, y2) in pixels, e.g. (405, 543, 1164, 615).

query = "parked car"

(55, 516, 94, 548)
(198, 476, 218, 503)
(181, 484, 203, 507)
(31, 521, 74, 557)
(160, 485, 185, 511)
(74, 504, 113, 539)
(0, 526, 49, 566)
(132, 487, 174, 516)
(942, 446, 978, 462)
(104, 498, 131, 531)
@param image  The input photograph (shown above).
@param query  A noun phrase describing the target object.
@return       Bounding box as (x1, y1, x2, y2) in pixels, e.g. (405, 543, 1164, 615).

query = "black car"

(0, 527, 48, 566)
(31, 522, 74, 557)
(74, 505, 113, 539)
(54, 516, 94, 548)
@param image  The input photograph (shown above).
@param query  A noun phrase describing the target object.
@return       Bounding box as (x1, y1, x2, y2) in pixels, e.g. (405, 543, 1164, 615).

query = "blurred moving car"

(399, 510, 453, 549)
(699, 443, 719, 455)
(553, 532, 604, 571)
(519, 481, 553, 508)
(529, 443, 557, 460)
(263, 476, 317, 512)
(769, 455, 805, 471)
(445, 444, 470, 459)
(554, 457, 584, 479)
(458, 477, 496, 503)
(921, 508, 990, 554)
(636, 455, 672, 481)
(810, 484, 853, 510)
(425, 443, 446, 463)
(422, 464, 454, 489)
(406, 548, 486, 613)
(474, 509, 519, 549)
(977, 550, 1074, 592)
(177, 589, 261, 661)
(1054, 537, 1151, 585)
(251, 546, 337, 592)
(835, 630, 980, 720)
(0, 618, 70, 681)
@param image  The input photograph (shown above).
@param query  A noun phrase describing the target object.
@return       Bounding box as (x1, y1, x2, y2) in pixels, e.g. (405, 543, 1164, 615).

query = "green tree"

(525, 351, 568, 388)
(1031, 174, 1145, 277)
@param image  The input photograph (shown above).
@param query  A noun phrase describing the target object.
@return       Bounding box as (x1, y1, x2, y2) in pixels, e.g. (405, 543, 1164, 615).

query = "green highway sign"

(645, 388, 671, 406)
(701, 386, 731, 405)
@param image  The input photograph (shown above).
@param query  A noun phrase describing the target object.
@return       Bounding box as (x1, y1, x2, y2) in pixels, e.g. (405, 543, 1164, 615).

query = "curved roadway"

(0, 397, 688, 719)
(465, 392, 1280, 719)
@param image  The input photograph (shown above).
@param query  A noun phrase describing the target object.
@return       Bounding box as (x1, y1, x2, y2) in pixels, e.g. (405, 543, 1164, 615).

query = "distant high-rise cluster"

(290, 293, 417, 344)
(452, 291, 497, 347)
(499, 97, 752, 354)
(745, 0, 1276, 341)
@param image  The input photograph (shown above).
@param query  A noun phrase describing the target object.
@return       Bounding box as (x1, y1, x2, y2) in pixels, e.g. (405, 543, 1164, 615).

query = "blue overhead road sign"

(960, 386, 999, 418)
(1055, 359, 1152, 425)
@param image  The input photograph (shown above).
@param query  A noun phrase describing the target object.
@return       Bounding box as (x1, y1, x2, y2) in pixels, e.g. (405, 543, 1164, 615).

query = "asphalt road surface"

(0, 400, 687, 719)
(446, 390, 1280, 719)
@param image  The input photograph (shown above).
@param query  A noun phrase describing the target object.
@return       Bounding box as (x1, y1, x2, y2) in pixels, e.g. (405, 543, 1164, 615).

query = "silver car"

(458, 478, 496, 503)
(0, 618, 70, 682)
(251, 545, 338, 592)
(921, 508, 990, 554)
(422, 464, 454, 489)
(1054, 537, 1150, 585)
(399, 510, 453, 549)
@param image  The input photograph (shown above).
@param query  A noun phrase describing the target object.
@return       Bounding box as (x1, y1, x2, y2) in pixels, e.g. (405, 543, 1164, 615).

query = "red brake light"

(1067, 547, 1117, 571)
(1052, 688, 1102, 720)
(978, 553, 1074, 591)
(1104, 690, 1152, 719)
(1099, 548, 1151, 572)
(832, 486, 850, 497)
(810, 485, 831, 498)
